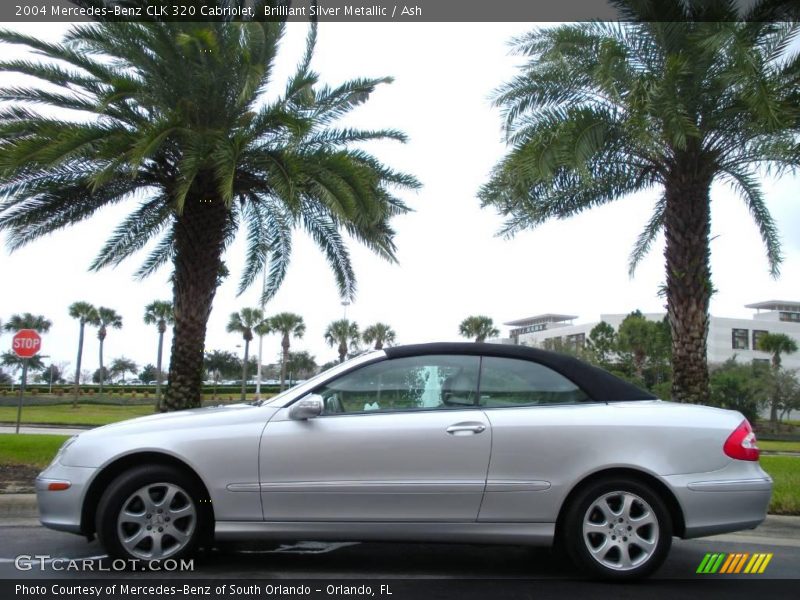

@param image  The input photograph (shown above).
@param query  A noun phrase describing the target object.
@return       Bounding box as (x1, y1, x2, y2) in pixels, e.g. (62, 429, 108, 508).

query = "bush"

(709, 360, 764, 424)
(651, 381, 672, 400)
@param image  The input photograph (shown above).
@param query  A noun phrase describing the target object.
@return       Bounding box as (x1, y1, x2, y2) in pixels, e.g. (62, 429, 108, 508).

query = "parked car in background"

(36, 343, 771, 579)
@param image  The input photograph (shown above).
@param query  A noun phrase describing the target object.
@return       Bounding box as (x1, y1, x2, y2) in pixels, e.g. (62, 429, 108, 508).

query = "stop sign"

(12, 329, 42, 358)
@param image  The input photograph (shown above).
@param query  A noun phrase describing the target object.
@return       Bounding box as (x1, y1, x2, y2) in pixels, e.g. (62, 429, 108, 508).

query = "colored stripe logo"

(696, 552, 773, 574)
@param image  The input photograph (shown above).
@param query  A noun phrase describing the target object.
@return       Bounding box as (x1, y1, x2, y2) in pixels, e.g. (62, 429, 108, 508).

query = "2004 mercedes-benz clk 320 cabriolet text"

(36, 343, 772, 579)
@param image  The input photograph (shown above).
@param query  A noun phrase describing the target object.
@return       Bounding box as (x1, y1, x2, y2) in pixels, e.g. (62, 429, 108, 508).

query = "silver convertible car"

(36, 343, 772, 579)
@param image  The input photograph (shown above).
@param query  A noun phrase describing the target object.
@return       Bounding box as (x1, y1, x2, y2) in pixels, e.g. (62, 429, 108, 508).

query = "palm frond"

(720, 167, 782, 276)
(628, 195, 666, 277)
(135, 229, 175, 279)
(91, 195, 173, 271)
(299, 200, 356, 300)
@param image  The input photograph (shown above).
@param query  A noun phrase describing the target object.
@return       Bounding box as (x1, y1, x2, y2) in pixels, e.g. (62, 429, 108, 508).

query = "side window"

(314, 355, 480, 415)
(479, 357, 589, 407)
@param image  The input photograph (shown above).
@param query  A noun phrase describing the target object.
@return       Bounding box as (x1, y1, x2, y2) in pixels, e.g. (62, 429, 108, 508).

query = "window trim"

(309, 354, 482, 417)
(302, 353, 603, 418)
(752, 329, 769, 352)
(475, 356, 598, 411)
(732, 328, 749, 350)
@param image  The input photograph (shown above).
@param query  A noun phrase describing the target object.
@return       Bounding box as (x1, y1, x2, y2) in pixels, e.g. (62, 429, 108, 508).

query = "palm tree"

(144, 300, 174, 410)
(267, 313, 306, 392)
(0, 11, 418, 411)
(285, 351, 317, 384)
(110, 357, 138, 384)
(758, 333, 799, 371)
(325, 319, 360, 363)
(479, 2, 800, 404)
(1, 352, 45, 378)
(3, 313, 52, 333)
(362, 323, 397, 350)
(204, 350, 240, 400)
(458, 316, 499, 343)
(94, 307, 122, 399)
(758, 332, 799, 429)
(68, 302, 98, 407)
(227, 308, 265, 402)
(3, 313, 51, 397)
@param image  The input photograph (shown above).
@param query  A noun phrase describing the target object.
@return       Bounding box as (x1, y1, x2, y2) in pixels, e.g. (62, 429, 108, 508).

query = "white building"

(499, 301, 800, 370)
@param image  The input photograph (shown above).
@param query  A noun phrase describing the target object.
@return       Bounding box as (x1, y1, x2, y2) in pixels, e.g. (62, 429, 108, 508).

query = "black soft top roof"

(383, 342, 656, 403)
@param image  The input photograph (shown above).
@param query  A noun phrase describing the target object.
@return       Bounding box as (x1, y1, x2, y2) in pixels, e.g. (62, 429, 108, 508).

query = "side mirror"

(289, 394, 324, 420)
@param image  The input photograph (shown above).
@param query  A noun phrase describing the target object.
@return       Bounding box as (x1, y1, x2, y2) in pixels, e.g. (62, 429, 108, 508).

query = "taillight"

(723, 420, 760, 461)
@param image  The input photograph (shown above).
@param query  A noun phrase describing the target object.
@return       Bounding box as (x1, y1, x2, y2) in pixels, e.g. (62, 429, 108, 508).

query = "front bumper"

(664, 461, 772, 539)
(35, 462, 97, 534)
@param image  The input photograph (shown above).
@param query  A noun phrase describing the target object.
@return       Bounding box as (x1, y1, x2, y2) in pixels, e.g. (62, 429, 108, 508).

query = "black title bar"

(3, 0, 799, 23)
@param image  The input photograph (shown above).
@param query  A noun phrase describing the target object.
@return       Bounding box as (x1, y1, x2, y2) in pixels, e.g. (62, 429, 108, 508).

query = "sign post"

(12, 329, 42, 434)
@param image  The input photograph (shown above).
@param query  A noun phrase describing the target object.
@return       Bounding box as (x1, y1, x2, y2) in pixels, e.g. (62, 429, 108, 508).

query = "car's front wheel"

(562, 478, 672, 580)
(96, 465, 211, 563)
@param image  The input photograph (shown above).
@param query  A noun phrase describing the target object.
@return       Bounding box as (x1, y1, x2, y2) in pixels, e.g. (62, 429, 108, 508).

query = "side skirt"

(215, 521, 555, 546)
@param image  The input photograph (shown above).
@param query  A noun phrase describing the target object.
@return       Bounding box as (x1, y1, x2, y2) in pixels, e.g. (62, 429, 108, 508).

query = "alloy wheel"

(581, 490, 659, 571)
(116, 482, 197, 560)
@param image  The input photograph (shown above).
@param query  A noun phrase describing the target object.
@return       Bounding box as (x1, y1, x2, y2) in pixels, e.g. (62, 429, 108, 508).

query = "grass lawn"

(0, 404, 155, 426)
(0, 396, 274, 427)
(760, 456, 800, 515)
(759, 440, 800, 453)
(0, 434, 70, 468)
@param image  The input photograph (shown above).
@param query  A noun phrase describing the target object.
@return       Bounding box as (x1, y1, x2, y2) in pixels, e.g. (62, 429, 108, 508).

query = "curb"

(760, 451, 800, 456)
(0, 422, 94, 430)
(0, 493, 38, 518)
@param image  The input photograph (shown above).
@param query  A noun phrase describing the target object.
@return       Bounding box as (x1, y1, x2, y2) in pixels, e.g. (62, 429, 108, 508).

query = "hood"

(80, 402, 274, 438)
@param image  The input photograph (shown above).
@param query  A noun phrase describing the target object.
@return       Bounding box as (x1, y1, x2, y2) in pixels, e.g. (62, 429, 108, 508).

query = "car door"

(259, 354, 491, 522)
(476, 355, 598, 523)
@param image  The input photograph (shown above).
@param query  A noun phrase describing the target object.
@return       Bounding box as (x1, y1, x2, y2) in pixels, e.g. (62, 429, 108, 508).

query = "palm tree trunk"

(339, 340, 347, 363)
(98, 338, 105, 399)
(241, 339, 250, 402)
(163, 192, 229, 411)
(634, 350, 645, 380)
(770, 357, 780, 432)
(280, 333, 289, 392)
(769, 396, 779, 431)
(664, 166, 713, 404)
(72, 322, 84, 408)
(155, 329, 164, 411)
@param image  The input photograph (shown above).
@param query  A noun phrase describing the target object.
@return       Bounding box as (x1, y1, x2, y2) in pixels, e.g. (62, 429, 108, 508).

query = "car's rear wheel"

(562, 478, 672, 580)
(96, 465, 211, 563)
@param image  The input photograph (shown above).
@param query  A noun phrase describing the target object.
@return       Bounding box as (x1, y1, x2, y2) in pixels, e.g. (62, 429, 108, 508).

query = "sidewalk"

(0, 425, 92, 436)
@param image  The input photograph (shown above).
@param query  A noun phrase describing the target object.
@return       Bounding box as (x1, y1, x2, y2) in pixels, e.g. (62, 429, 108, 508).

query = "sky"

(0, 21, 798, 377)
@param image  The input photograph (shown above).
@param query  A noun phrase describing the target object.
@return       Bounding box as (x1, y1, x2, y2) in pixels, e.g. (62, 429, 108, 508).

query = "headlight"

(49, 436, 78, 467)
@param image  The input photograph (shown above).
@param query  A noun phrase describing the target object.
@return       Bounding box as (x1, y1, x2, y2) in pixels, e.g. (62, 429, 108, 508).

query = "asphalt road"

(0, 521, 798, 580)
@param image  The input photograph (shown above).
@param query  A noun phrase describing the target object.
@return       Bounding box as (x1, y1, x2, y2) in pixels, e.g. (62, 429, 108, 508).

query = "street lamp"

(234, 344, 244, 402)
(342, 300, 350, 321)
(255, 268, 267, 400)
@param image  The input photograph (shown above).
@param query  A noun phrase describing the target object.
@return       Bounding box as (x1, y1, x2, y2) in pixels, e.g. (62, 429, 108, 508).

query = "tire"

(562, 478, 672, 580)
(96, 464, 211, 563)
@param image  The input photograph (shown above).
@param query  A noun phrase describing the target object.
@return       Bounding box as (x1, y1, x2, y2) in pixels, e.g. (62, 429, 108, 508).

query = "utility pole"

(255, 267, 267, 400)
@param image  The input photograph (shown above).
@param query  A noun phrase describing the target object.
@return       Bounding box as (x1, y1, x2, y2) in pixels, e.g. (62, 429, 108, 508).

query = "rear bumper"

(35, 462, 97, 535)
(664, 463, 772, 539)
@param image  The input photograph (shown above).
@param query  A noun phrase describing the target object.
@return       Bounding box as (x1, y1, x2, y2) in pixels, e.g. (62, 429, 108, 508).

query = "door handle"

(446, 422, 486, 435)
